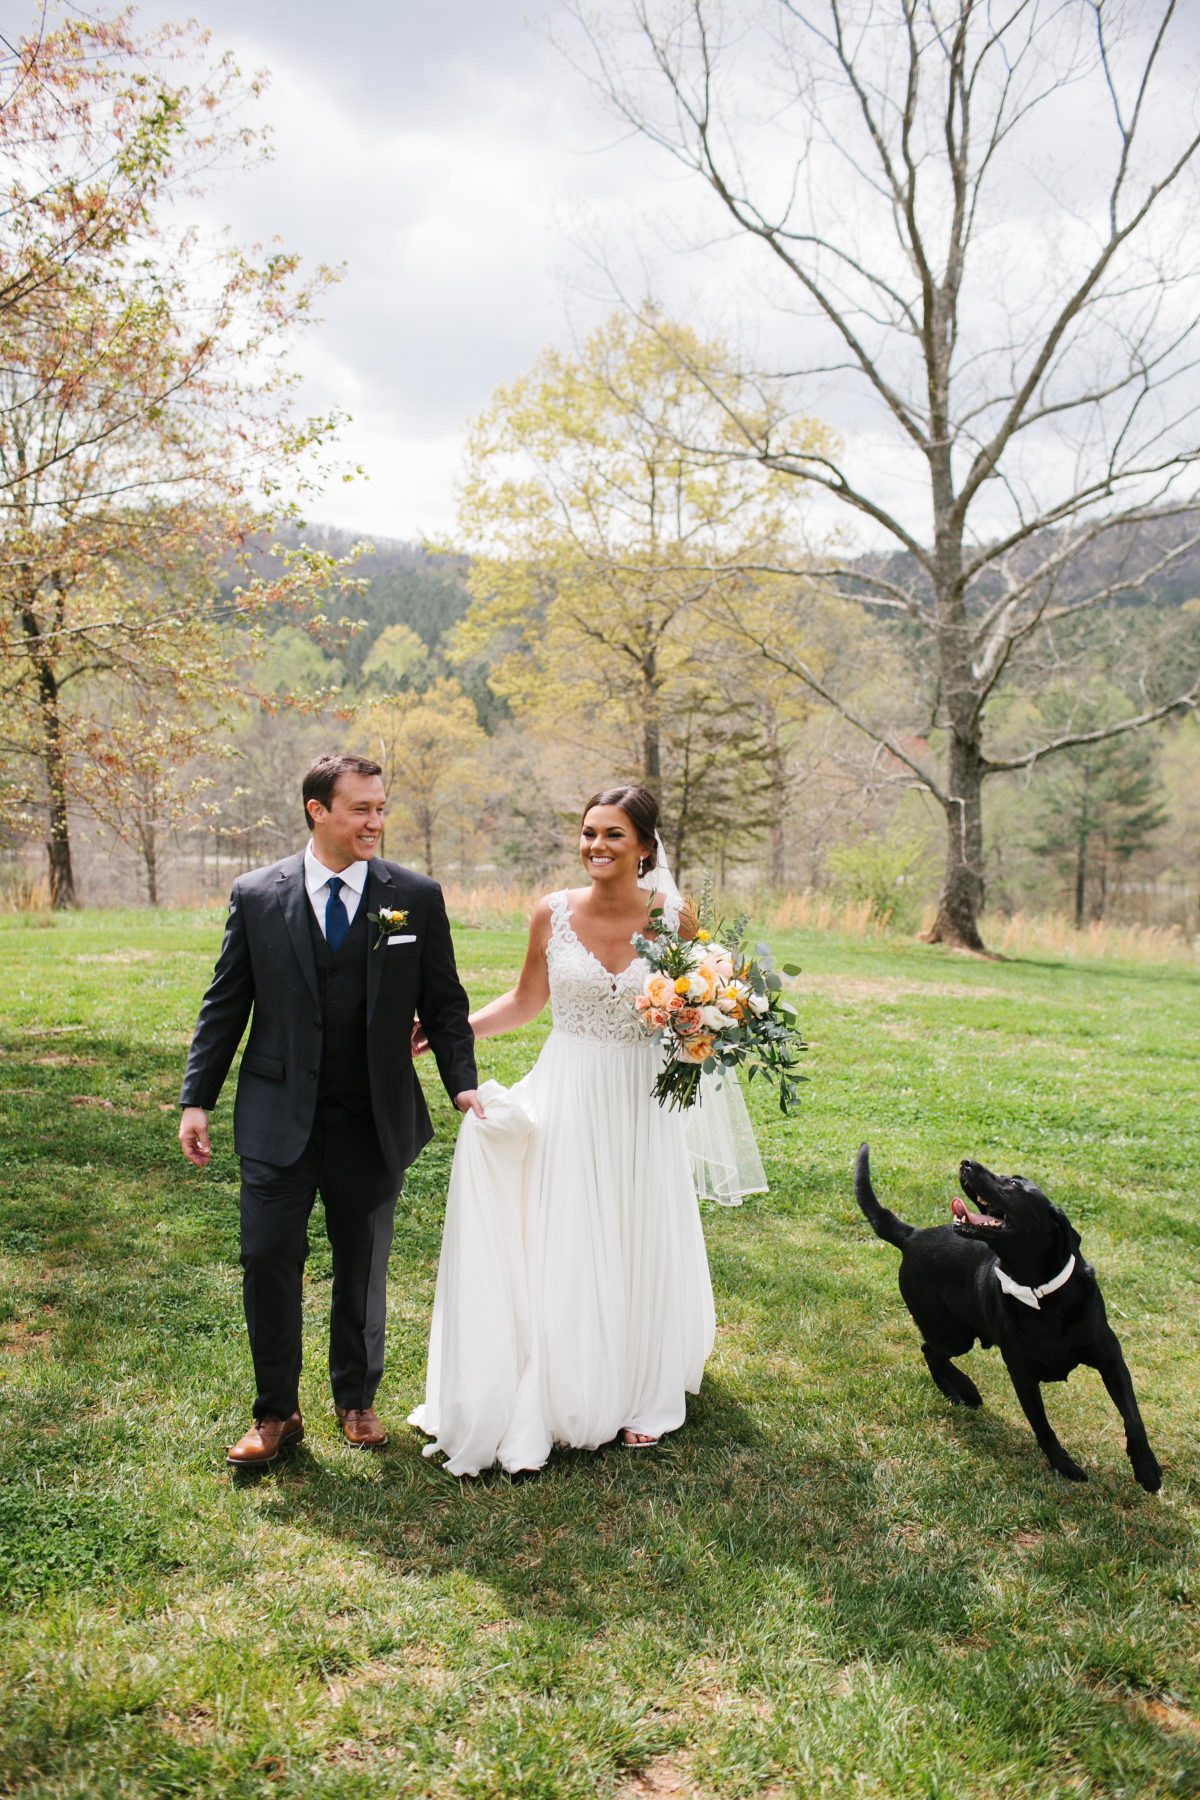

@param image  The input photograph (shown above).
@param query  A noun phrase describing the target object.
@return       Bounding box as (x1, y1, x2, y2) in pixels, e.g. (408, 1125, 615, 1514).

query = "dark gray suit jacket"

(180, 851, 477, 1180)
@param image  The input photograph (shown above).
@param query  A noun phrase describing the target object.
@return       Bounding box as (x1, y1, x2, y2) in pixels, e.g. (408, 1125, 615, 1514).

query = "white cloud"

(96, 0, 1200, 548)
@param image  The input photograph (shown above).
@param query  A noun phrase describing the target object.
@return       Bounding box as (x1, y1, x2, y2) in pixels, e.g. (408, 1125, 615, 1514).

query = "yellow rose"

(674, 975, 692, 996)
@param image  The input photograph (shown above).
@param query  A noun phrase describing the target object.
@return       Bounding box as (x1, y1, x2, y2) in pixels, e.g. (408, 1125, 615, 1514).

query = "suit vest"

(306, 894, 371, 1106)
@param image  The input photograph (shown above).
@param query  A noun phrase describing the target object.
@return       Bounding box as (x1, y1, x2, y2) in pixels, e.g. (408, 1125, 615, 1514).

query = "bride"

(409, 784, 763, 1476)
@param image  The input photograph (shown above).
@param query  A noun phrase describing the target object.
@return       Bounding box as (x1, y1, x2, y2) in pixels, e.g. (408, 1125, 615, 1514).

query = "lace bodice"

(546, 889, 678, 1045)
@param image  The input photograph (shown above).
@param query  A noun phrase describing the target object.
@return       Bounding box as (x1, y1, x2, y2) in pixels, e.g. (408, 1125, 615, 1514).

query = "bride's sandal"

(620, 1428, 660, 1448)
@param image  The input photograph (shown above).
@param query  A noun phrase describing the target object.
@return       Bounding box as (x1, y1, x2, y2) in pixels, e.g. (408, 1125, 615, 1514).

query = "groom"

(179, 753, 479, 1466)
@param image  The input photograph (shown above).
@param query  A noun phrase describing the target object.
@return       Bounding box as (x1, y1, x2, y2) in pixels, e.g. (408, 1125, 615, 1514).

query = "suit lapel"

(275, 852, 320, 1008)
(365, 861, 392, 1024)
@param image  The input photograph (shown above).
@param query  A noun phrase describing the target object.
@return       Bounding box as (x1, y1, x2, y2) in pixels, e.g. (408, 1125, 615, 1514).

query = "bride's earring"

(637, 855, 647, 876)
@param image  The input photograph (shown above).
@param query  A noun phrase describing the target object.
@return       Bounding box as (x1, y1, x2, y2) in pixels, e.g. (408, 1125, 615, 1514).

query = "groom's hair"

(302, 753, 383, 828)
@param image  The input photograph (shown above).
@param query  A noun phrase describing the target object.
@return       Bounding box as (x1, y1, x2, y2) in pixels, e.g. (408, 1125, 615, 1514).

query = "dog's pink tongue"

(952, 1196, 992, 1227)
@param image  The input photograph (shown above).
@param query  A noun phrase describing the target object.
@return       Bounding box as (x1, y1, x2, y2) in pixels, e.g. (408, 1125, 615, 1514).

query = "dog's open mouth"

(951, 1196, 1007, 1232)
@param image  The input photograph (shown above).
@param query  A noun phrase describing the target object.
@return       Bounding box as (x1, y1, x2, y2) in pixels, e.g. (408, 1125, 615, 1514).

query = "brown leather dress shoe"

(226, 1412, 304, 1467)
(336, 1405, 389, 1449)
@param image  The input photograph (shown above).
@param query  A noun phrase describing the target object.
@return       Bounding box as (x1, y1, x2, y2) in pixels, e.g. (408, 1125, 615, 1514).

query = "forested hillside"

(37, 506, 1186, 932)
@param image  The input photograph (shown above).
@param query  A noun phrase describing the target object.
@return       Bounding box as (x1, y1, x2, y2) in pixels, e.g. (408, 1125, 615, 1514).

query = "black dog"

(854, 1144, 1161, 1491)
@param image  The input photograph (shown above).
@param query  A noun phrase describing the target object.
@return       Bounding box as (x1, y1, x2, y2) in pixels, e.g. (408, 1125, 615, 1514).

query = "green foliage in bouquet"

(631, 876, 805, 1112)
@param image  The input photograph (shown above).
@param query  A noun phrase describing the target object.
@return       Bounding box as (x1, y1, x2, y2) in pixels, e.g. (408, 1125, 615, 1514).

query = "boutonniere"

(367, 907, 409, 951)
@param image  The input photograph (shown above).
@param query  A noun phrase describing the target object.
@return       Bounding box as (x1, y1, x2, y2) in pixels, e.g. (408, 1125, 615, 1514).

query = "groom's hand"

(410, 1022, 429, 1057)
(179, 1106, 212, 1168)
(455, 1090, 485, 1119)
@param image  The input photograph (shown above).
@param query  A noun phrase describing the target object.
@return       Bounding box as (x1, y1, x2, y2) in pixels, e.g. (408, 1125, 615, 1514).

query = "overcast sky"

(108, 0, 655, 543)
(18, 1, 1200, 551)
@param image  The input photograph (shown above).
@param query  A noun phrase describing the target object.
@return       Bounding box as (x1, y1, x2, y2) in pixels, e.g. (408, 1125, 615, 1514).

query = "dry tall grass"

(0, 874, 50, 913)
(765, 891, 882, 936)
(973, 909, 1195, 963)
(440, 880, 1196, 964)
(4, 873, 1192, 963)
(440, 880, 548, 930)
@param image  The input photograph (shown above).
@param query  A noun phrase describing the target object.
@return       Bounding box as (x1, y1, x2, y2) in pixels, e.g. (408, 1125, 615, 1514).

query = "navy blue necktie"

(324, 875, 350, 952)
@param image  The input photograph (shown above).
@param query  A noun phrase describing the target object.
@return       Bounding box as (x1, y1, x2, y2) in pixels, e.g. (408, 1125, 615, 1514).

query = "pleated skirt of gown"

(408, 1032, 716, 1476)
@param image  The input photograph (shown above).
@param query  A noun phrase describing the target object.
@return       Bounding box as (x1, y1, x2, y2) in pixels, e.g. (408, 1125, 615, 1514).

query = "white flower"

(702, 1004, 731, 1032)
(747, 992, 770, 1016)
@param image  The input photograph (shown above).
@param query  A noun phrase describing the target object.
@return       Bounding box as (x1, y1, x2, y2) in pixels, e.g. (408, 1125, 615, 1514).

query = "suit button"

(307, 1070, 318, 1081)
(312, 1019, 321, 1029)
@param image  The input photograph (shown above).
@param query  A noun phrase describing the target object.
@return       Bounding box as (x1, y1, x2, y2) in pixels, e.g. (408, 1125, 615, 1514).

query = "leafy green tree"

(361, 625, 431, 693)
(358, 678, 488, 875)
(0, 14, 343, 905)
(1026, 690, 1168, 927)
(255, 627, 346, 702)
(454, 308, 828, 855)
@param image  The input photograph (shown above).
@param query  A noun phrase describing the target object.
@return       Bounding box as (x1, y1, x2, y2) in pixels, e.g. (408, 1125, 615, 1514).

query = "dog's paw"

(1132, 1454, 1163, 1493)
(1050, 1455, 1088, 1483)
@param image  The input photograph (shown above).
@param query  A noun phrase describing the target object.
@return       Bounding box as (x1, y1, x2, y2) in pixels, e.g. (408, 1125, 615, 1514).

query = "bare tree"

(567, 0, 1200, 948)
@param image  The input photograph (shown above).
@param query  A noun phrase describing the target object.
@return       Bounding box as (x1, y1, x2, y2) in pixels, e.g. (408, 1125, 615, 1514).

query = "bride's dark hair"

(581, 785, 659, 872)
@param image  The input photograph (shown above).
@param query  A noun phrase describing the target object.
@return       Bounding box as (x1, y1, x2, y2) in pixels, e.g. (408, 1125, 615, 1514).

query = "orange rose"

(646, 973, 674, 1008)
(673, 1007, 705, 1036)
(692, 967, 718, 1004)
(679, 1035, 714, 1063)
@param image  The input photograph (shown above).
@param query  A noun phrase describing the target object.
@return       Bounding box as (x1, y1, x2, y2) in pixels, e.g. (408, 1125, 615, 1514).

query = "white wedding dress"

(408, 888, 717, 1475)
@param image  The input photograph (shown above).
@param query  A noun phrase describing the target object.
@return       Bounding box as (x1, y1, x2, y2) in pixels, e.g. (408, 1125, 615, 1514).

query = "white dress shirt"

(304, 840, 369, 938)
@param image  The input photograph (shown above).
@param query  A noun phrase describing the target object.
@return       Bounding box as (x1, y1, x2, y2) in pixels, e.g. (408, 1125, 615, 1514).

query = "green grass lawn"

(1, 907, 1197, 1799)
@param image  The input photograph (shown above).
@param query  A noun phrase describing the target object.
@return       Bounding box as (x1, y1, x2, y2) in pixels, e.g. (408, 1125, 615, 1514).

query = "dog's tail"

(855, 1143, 914, 1249)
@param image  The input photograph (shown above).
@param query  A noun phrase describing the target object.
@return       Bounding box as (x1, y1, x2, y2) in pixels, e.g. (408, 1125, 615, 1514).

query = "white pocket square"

(386, 934, 418, 946)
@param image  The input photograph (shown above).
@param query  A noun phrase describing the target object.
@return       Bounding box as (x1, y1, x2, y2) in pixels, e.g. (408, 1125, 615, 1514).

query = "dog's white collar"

(996, 1254, 1076, 1310)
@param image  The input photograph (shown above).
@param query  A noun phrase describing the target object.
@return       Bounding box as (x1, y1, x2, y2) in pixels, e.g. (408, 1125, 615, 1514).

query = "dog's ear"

(1054, 1206, 1082, 1254)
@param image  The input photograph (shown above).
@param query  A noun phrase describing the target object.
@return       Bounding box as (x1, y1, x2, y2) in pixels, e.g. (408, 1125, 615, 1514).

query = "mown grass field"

(0, 907, 1197, 1799)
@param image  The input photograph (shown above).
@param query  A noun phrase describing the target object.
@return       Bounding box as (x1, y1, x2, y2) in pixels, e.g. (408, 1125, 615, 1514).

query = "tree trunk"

(19, 593, 78, 908)
(642, 648, 661, 783)
(766, 735, 787, 887)
(1074, 834, 1087, 930)
(923, 478, 987, 952)
(39, 663, 78, 909)
(1094, 845, 1109, 924)
(142, 823, 159, 907)
(925, 734, 987, 950)
(671, 811, 687, 878)
(422, 809, 434, 875)
(670, 725, 691, 876)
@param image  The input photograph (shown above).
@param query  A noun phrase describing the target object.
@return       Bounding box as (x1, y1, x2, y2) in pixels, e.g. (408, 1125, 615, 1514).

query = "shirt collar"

(304, 840, 370, 897)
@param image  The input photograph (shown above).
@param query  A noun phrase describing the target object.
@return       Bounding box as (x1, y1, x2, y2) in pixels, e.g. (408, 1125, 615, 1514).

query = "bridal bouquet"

(630, 890, 804, 1112)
